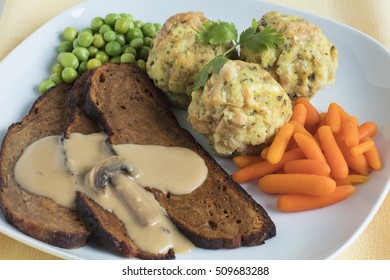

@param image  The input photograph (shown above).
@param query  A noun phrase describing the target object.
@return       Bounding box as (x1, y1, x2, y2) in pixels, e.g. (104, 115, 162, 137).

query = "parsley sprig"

(193, 19, 284, 90)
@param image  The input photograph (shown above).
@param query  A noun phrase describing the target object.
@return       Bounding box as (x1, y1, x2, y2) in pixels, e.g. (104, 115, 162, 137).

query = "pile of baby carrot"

(232, 97, 382, 212)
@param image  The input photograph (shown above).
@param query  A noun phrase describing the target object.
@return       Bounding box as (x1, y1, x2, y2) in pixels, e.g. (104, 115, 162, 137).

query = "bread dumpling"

(146, 12, 236, 108)
(240, 11, 338, 101)
(188, 60, 292, 156)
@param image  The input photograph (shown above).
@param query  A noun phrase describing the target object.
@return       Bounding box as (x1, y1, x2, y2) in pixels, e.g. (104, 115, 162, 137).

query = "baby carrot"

(340, 116, 359, 147)
(232, 155, 263, 168)
(335, 174, 370, 185)
(293, 132, 326, 162)
(276, 184, 356, 212)
(337, 104, 351, 121)
(284, 159, 331, 176)
(231, 148, 304, 183)
(325, 103, 341, 133)
(267, 123, 295, 164)
(260, 146, 269, 159)
(258, 173, 336, 196)
(336, 137, 371, 175)
(317, 125, 349, 180)
(317, 112, 327, 128)
(290, 103, 307, 126)
(362, 137, 382, 170)
(289, 120, 316, 141)
(350, 138, 375, 157)
(295, 97, 321, 133)
(358, 121, 378, 141)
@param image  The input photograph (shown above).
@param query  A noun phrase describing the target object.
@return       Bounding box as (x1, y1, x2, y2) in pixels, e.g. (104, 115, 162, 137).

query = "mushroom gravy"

(14, 132, 208, 254)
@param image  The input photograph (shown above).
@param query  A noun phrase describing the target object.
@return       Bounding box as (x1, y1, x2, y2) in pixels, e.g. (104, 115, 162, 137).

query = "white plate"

(0, 0, 389, 260)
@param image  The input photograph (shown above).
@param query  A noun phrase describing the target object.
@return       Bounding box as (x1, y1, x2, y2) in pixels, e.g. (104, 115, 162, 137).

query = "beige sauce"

(14, 132, 208, 254)
(14, 135, 76, 208)
(113, 144, 208, 194)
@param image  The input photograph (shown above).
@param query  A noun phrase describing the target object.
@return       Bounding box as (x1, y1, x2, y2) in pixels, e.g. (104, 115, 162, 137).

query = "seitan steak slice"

(64, 70, 100, 137)
(75, 192, 175, 259)
(83, 62, 276, 250)
(0, 84, 90, 249)
(65, 70, 174, 259)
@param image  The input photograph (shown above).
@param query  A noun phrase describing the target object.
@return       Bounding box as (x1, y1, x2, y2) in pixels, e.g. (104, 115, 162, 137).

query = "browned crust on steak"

(84, 63, 276, 250)
(0, 84, 90, 249)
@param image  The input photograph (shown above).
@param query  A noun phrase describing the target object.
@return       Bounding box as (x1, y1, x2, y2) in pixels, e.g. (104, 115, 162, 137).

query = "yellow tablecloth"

(0, 0, 389, 260)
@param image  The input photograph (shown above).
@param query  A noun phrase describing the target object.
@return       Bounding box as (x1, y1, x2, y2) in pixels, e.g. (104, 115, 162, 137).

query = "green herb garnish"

(193, 19, 284, 90)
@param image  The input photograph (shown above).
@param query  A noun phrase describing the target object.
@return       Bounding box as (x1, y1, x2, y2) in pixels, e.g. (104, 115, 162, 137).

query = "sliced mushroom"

(87, 155, 136, 192)
(87, 155, 161, 227)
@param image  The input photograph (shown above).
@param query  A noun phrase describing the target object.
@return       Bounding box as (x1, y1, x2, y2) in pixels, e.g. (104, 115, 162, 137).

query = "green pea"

(123, 46, 137, 56)
(52, 63, 64, 74)
(95, 51, 109, 64)
(57, 51, 65, 61)
(105, 41, 122, 56)
(120, 53, 135, 63)
(103, 30, 116, 42)
(141, 22, 157, 38)
(138, 46, 150, 61)
(91, 16, 104, 31)
(110, 56, 121, 62)
(57, 41, 73, 53)
(61, 67, 78, 83)
(154, 23, 162, 32)
(133, 20, 143, 29)
(136, 59, 146, 70)
(58, 52, 79, 69)
(115, 17, 130, 34)
(120, 13, 133, 21)
(63, 27, 78, 42)
(105, 13, 119, 27)
(39, 80, 56, 94)
(129, 37, 143, 49)
(88, 46, 99, 57)
(72, 47, 89, 62)
(78, 61, 88, 74)
(99, 24, 112, 35)
(81, 27, 94, 34)
(78, 31, 94, 47)
(143, 37, 153, 47)
(126, 28, 143, 42)
(49, 72, 63, 85)
(72, 38, 81, 49)
(92, 34, 105, 48)
(87, 58, 102, 70)
(115, 34, 126, 46)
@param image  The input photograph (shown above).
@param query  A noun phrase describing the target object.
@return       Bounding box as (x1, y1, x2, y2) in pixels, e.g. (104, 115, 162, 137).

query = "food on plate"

(188, 59, 292, 156)
(146, 12, 236, 108)
(258, 173, 336, 196)
(192, 17, 284, 91)
(0, 62, 276, 259)
(39, 12, 161, 94)
(0, 84, 91, 249)
(240, 11, 338, 101)
(83, 63, 275, 253)
(277, 184, 356, 212)
(232, 99, 382, 212)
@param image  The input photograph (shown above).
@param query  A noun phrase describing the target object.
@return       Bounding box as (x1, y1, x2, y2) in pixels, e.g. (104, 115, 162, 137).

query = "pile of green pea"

(39, 12, 161, 94)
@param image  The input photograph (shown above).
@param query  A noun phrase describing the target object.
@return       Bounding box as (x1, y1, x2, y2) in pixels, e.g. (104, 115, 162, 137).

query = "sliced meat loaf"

(0, 84, 90, 249)
(76, 192, 175, 259)
(83, 62, 276, 250)
(64, 70, 174, 259)
(64, 70, 100, 137)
